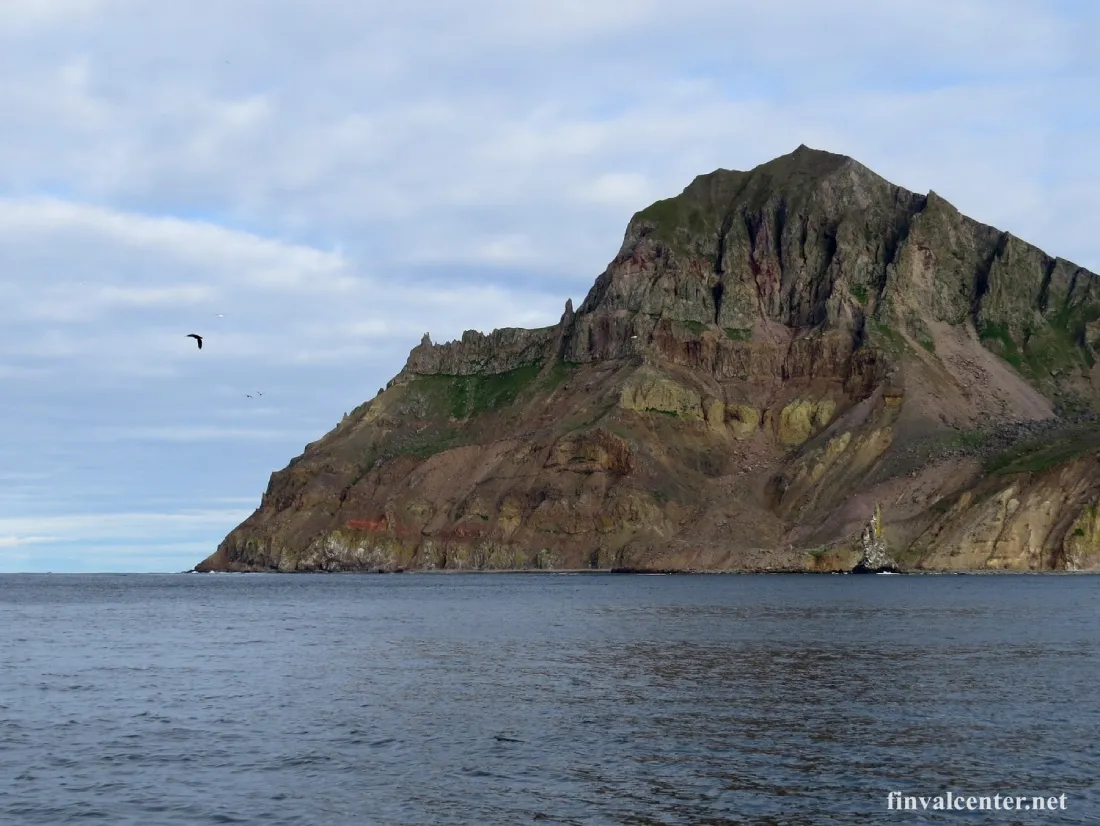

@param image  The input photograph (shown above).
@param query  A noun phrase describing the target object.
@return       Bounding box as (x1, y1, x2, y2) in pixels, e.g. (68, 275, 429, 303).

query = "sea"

(1, 572, 1097, 825)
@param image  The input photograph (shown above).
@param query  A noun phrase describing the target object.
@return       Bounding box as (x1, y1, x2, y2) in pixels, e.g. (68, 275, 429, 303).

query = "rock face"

(196, 145, 1100, 573)
(852, 505, 899, 573)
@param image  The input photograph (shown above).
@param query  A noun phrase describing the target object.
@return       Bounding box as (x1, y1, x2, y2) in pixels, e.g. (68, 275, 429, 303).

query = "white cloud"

(400, 233, 546, 268)
(0, 535, 63, 547)
(0, 542, 226, 572)
(0, 0, 112, 35)
(0, 198, 354, 290)
(0, 194, 571, 381)
(0, 1, 1088, 249)
(91, 426, 305, 442)
(19, 284, 219, 323)
(0, 509, 255, 571)
(0, 0, 1095, 571)
(0, 509, 252, 542)
(573, 173, 656, 208)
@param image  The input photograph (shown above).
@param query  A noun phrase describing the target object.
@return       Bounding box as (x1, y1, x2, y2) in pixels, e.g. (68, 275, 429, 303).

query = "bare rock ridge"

(196, 145, 1100, 573)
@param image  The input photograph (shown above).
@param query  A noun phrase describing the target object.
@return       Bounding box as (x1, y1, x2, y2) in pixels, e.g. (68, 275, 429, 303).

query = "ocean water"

(1, 573, 1097, 825)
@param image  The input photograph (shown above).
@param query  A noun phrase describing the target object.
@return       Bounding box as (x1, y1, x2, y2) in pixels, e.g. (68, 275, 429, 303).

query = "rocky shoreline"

(187, 565, 1100, 575)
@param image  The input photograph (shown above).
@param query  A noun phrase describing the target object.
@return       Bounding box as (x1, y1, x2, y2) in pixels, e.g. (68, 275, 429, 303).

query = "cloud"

(573, 173, 656, 209)
(90, 426, 305, 442)
(0, 542, 224, 572)
(0, 197, 354, 291)
(0, 508, 251, 543)
(0, 535, 63, 547)
(1, 3, 1095, 288)
(0, 0, 1095, 572)
(1, 2, 1090, 252)
(0, 0, 111, 35)
(0, 508, 252, 571)
(0, 196, 567, 380)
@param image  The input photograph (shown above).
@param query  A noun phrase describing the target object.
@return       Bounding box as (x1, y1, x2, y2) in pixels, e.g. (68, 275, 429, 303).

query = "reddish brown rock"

(196, 146, 1100, 574)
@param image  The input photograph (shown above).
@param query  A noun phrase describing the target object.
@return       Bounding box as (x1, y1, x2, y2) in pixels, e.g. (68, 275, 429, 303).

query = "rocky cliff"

(196, 145, 1100, 573)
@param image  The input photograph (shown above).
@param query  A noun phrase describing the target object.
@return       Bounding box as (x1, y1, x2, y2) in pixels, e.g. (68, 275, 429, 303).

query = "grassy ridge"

(985, 425, 1100, 476)
(414, 362, 544, 419)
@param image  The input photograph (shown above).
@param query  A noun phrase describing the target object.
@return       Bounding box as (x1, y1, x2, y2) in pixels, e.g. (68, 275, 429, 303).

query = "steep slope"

(196, 146, 1100, 573)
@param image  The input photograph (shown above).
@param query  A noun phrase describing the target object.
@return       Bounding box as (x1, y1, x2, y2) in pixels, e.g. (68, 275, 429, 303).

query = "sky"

(0, 0, 1097, 572)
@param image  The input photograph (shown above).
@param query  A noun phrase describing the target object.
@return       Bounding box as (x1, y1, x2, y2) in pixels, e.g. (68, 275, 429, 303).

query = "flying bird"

(214, 313, 225, 318)
(186, 334, 203, 349)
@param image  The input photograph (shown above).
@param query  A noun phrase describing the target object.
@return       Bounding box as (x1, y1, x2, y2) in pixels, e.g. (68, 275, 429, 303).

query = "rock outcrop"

(195, 145, 1100, 573)
(851, 505, 900, 573)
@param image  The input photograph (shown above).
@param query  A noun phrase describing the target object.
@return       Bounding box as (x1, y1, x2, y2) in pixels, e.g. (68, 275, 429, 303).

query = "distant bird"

(256, 391, 263, 396)
(213, 314, 225, 318)
(245, 394, 252, 399)
(186, 334, 203, 349)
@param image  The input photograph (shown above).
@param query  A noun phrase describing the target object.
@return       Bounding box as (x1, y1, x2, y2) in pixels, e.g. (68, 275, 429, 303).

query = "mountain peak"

(763, 142, 854, 172)
(198, 147, 1100, 577)
(635, 146, 893, 246)
(581, 146, 1097, 409)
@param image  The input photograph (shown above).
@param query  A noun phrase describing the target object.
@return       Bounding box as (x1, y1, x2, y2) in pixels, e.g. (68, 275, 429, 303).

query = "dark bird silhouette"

(245, 394, 252, 398)
(186, 334, 203, 349)
(256, 391, 263, 396)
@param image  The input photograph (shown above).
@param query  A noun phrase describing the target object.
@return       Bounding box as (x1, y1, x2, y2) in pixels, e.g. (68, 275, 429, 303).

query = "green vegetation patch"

(724, 327, 752, 341)
(901, 430, 986, 469)
(919, 429, 986, 454)
(979, 322, 1023, 370)
(634, 198, 709, 257)
(982, 302, 1100, 378)
(851, 284, 868, 306)
(403, 429, 469, 459)
(948, 430, 986, 450)
(414, 362, 542, 419)
(563, 401, 618, 434)
(1023, 327, 1086, 376)
(985, 426, 1100, 476)
(1030, 302, 1099, 372)
(543, 357, 580, 394)
(637, 197, 683, 228)
(680, 320, 706, 336)
(1055, 300, 1100, 336)
(870, 322, 907, 354)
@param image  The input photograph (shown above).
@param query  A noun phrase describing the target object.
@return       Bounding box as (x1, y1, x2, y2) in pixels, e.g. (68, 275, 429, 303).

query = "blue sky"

(0, 0, 1097, 572)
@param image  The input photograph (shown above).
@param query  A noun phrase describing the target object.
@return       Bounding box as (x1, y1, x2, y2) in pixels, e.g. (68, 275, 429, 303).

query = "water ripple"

(1, 572, 1098, 824)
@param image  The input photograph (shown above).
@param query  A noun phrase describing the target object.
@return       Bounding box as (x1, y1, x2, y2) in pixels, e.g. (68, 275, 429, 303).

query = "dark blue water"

(1, 573, 1097, 825)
